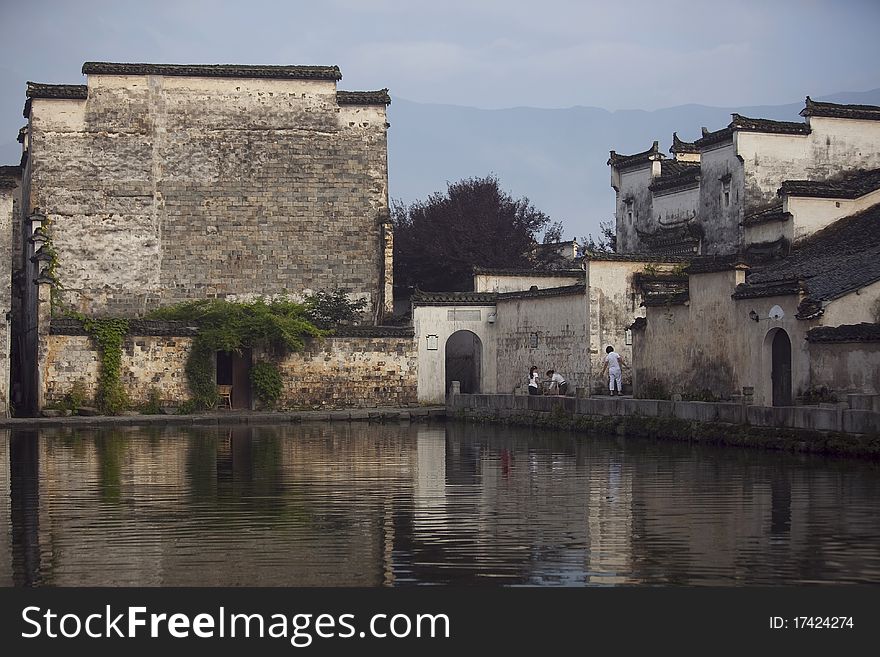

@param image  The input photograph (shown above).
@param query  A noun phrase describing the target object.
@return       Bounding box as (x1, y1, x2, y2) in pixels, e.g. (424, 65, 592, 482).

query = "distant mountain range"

(3, 84, 879, 240)
(386, 88, 880, 238)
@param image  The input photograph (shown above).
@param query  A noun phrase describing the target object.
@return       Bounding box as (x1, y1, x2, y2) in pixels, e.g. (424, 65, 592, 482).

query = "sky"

(1, 0, 880, 233)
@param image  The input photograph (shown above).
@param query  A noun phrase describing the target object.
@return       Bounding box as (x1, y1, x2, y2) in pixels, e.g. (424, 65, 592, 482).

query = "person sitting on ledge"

(546, 369, 568, 396)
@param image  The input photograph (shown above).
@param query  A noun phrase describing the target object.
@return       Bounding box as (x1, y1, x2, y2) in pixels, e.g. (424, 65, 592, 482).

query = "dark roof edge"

(806, 322, 880, 343)
(337, 89, 391, 106)
(473, 267, 584, 277)
(82, 62, 343, 81)
(801, 96, 880, 121)
(496, 284, 585, 301)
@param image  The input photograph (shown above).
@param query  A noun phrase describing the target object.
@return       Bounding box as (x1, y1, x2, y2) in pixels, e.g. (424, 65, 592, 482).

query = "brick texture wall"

(27, 74, 389, 317)
(43, 322, 417, 410)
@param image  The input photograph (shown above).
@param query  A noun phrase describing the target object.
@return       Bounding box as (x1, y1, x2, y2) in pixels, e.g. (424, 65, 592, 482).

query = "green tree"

(392, 175, 551, 291)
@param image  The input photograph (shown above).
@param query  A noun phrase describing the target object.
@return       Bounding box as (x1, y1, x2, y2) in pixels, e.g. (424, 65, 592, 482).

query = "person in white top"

(545, 369, 568, 396)
(601, 345, 627, 396)
(528, 366, 541, 395)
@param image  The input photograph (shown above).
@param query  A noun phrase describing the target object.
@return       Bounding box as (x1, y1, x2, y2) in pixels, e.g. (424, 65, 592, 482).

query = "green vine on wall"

(148, 298, 326, 410)
(77, 315, 130, 415)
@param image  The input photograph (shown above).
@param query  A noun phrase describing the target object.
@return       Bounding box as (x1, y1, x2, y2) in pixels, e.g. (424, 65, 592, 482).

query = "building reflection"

(1, 423, 878, 586)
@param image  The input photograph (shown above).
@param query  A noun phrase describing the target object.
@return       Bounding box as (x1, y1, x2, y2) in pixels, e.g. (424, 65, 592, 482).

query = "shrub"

(251, 361, 283, 408)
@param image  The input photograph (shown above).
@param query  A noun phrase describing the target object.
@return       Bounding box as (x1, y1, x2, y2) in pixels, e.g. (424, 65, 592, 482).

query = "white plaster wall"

(634, 269, 821, 406)
(737, 119, 880, 213)
(493, 292, 587, 393)
(474, 273, 581, 293)
(413, 304, 498, 403)
(743, 219, 789, 246)
(651, 185, 699, 225)
(821, 279, 880, 326)
(786, 189, 880, 242)
(585, 260, 648, 391)
(809, 341, 880, 395)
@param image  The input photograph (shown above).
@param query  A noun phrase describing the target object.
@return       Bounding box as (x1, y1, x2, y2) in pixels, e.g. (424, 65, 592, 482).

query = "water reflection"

(0, 422, 878, 586)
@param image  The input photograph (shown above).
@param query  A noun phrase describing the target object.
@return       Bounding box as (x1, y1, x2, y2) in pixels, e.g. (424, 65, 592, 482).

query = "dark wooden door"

(771, 330, 792, 407)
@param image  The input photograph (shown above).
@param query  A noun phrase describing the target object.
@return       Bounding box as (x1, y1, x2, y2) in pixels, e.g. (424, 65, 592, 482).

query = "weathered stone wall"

(697, 142, 745, 254)
(613, 164, 655, 253)
(494, 291, 587, 393)
(41, 326, 417, 410)
(43, 333, 195, 407)
(651, 184, 699, 226)
(27, 74, 389, 317)
(809, 341, 880, 397)
(0, 183, 13, 415)
(448, 393, 880, 453)
(272, 333, 417, 409)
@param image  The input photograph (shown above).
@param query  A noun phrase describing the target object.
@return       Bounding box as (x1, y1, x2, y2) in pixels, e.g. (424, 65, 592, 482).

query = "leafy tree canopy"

(392, 175, 551, 291)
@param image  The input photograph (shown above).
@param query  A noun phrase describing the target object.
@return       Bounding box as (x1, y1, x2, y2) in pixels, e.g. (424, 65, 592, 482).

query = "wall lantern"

(748, 310, 759, 322)
(487, 313, 496, 324)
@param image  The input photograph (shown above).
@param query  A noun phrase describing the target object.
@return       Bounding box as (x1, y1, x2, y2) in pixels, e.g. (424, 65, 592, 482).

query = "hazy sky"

(2, 0, 879, 228)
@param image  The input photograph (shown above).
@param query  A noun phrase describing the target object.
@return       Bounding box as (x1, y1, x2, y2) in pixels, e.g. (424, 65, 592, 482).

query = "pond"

(2, 421, 878, 586)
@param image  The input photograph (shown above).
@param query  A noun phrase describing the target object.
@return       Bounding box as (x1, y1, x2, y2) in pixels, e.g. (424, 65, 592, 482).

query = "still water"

(1, 421, 878, 586)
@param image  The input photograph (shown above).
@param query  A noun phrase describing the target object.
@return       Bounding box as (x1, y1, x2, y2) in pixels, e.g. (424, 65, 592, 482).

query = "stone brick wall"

(43, 333, 195, 407)
(26, 72, 389, 318)
(0, 184, 12, 414)
(273, 332, 418, 409)
(41, 322, 417, 410)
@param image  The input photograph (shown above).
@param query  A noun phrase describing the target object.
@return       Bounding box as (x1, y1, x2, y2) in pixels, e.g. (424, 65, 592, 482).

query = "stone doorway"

(216, 350, 253, 410)
(445, 330, 482, 394)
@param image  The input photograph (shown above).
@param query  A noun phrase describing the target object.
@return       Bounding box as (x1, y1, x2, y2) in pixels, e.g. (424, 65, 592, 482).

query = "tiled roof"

(742, 202, 792, 226)
(411, 290, 498, 306)
(642, 291, 690, 307)
(82, 62, 343, 80)
(607, 141, 663, 170)
(636, 221, 702, 256)
(731, 278, 803, 300)
(330, 325, 414, 338)
(50, 318, 200, 336)
(497, 284, 585, 301)
(23, 82, 88, 117)
(778, 168, 880, 200)
(801, 96, 880, 122)
(473, 267, 584, 278)
(337, 89, 391, 105)
(729, 113, 811, 136)
(649, 160, 700, 194)
(695, 114, 810, 148)
(670, 132, 699, 154)
(806, 322, 880, 343)
(412, 283, 586, 306)
(686, 255, 749, 274)
(694, 125, 733, 148)
(584, 251, 691, 263)
(731, 202, 880, 316)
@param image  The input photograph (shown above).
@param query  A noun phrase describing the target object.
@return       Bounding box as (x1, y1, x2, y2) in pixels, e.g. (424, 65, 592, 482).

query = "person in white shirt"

(528, 366, 541, 395)
(601, 345, 626, 396)
(545, 369, 568, 396)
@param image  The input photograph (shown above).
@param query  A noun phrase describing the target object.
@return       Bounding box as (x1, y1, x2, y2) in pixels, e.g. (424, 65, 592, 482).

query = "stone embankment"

(0, 407, 446, 429)
(448, 392, 880, 458)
